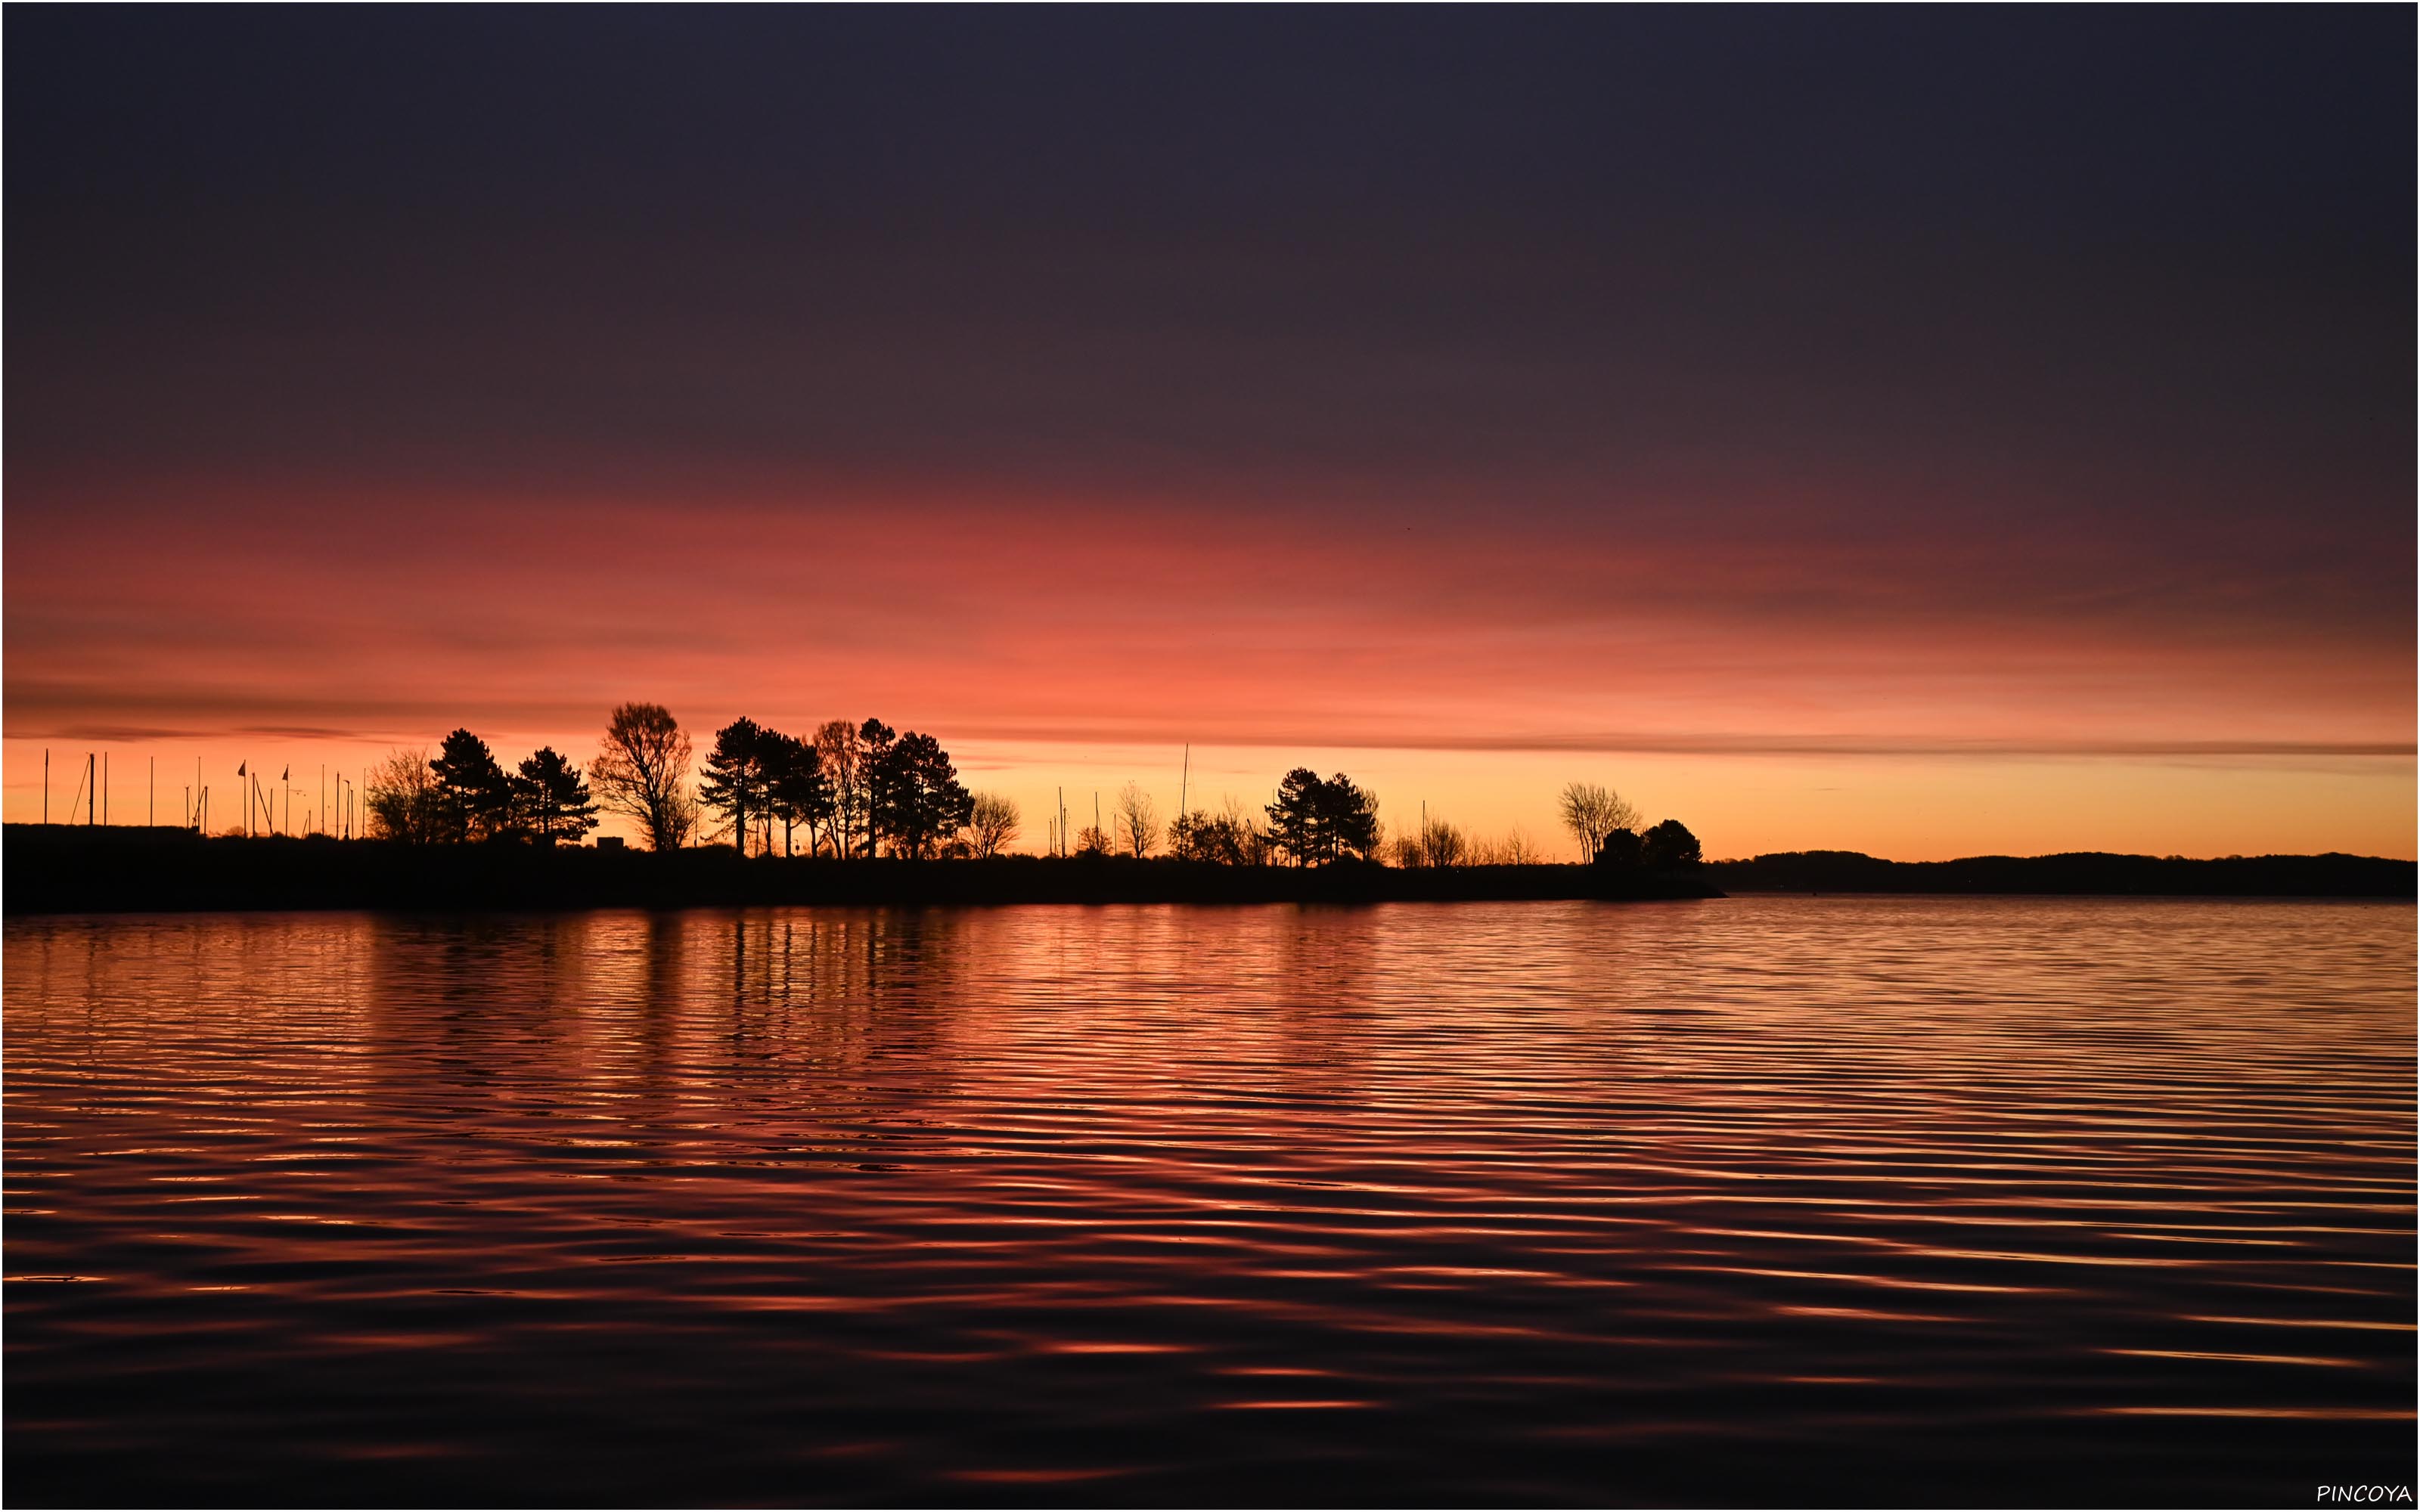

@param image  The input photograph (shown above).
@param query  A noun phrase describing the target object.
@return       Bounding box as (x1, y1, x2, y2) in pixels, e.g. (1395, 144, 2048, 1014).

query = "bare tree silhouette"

(365, 748, 442, 843)
(1168, 798, 1266, 864)
(1557, 781, 1641, 861)
(1419, 815, 1468, 867)
(968, 792, 1019, 858)
(590, 702, 697, 852)
(1464, 826, 1545, 866)
(1113, 782, 1160, 857)
(813, 720, 867, 858)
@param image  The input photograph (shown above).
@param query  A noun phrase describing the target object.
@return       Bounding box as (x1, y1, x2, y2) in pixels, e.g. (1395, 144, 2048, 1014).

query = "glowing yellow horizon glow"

(4, 735, 2408, 863)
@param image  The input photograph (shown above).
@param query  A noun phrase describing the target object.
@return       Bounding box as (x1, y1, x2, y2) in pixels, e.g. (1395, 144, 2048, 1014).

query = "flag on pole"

(281, 767, 289, 781)
(237, 762, 247, 776)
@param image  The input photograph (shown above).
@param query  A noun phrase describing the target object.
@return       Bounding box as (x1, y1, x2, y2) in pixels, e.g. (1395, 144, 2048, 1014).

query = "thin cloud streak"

(943, 727, 2419, 761)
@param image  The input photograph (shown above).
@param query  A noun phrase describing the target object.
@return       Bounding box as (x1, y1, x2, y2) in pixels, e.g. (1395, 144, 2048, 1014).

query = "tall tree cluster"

(362, 705, 982, 857)
(365, 729, 600, 844)
(876, 730, 978, 858)
(700, 717, 830, 857)
(700, 715, 973, 859)
(1264, 769, 1382, 866)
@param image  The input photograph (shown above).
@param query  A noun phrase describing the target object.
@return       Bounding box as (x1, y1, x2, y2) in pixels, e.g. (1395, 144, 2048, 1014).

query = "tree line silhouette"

(359, 702, 1701, 869)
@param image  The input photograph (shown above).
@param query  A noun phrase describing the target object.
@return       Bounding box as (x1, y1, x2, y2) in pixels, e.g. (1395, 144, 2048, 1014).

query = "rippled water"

(7, 899, 2413, 1506)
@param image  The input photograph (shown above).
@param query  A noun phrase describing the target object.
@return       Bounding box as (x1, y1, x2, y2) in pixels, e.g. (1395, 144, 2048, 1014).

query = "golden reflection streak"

(2102, 1349, 2361, 1368)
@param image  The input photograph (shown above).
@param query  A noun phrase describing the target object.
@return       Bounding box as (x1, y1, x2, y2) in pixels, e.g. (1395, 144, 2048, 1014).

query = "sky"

(6, 8, 2412, 859)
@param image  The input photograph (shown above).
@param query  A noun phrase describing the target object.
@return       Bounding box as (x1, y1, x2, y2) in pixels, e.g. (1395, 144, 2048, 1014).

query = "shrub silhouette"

(1643, 819, 1702, 869)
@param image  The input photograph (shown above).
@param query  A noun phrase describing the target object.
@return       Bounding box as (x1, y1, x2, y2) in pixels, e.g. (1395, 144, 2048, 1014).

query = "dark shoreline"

(1, 826, 1718, 915)
(5, 826, 2409, 916)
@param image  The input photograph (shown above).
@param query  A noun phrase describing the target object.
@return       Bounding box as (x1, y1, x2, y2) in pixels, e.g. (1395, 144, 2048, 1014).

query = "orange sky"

(5, 476, 2409, 860)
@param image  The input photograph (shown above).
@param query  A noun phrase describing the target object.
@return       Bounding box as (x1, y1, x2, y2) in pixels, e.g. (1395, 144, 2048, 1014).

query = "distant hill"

(1705, 850, 2414, 897)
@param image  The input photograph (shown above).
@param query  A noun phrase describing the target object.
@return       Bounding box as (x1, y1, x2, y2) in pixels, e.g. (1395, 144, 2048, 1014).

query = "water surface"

(7, 898, 2412, 1505)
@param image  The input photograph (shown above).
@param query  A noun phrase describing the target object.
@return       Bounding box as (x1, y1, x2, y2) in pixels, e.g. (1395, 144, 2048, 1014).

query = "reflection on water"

(6, 899, 2412, 1504)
